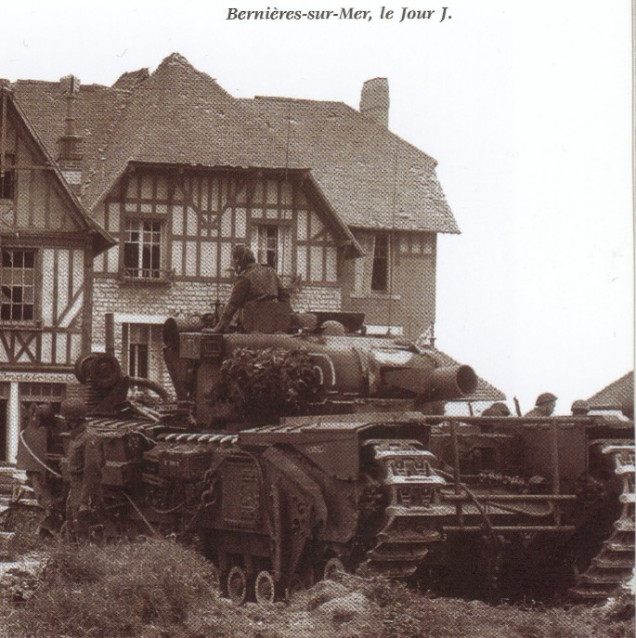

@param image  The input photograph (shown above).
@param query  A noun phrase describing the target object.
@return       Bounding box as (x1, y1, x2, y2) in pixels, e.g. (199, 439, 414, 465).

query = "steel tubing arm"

(443, 525, 576, 533)
(442, 494, 577, 502)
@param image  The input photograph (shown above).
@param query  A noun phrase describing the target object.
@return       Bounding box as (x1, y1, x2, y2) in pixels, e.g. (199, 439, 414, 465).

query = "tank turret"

(162, 316, 478, 427)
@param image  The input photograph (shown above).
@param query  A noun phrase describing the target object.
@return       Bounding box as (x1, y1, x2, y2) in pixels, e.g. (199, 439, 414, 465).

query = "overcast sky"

(2, 0, 633, 414)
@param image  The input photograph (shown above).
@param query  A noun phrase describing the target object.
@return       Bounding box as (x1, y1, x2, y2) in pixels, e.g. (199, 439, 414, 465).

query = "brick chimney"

(57, 75, 83, 195)
(359, 77, 389, 128)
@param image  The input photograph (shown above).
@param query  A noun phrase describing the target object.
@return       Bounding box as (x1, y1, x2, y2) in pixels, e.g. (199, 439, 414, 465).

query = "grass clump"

(1, 537, 218, 638)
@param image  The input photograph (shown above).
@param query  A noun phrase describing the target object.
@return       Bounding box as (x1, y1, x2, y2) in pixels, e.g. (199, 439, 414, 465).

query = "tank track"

(569, 444, 635, 601)
(360, 440, 446, 578)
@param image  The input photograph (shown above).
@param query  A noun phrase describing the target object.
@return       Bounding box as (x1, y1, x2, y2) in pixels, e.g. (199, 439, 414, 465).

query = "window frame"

(370, 232, 390, 292)
(123, 323, 160, 380)
(251, 222, 293, 276)
(0, 154, 15, 201)
(121, 216, 168, 282)
(0, 247, 38, 325)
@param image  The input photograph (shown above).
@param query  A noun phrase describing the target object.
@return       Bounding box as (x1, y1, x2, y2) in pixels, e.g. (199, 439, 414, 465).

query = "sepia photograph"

(0, 1, 633, 636)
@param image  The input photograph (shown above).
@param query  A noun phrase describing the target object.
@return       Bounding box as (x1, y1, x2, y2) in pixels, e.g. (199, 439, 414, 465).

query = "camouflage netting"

(208, 347, 320, 420)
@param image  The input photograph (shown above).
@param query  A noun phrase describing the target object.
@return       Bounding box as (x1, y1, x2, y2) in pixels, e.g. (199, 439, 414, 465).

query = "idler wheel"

(323, 557, 347, 581)
(254, 570, 276, 604)
(227, 566, 249, 605)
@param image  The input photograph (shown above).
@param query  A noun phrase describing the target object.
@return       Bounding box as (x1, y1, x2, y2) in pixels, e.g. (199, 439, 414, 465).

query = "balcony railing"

(118, 267, 174, 285)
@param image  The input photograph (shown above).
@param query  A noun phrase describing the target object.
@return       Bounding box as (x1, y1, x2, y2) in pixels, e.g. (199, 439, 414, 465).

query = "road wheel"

(227, 566, 249, 605)
(254, 570, 276, 604)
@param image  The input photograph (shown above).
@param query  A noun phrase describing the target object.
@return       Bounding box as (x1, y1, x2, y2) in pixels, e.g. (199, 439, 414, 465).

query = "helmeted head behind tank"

(232, 244, 256, 274)
(482, 402, 511, 417)
(321, 320, 346, 336)
(571, 399, 590, 416)
(60, 398, 87, 427)
(534, 392, 557, 416)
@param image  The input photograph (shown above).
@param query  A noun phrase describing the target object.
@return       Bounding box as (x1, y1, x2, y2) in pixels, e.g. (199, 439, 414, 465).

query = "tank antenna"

(386, 136, 399, 335)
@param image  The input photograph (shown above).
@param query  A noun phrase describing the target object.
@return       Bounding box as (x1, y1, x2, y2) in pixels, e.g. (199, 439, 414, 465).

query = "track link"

(360, 440, 446, 577)
(570, 444, 635, 601)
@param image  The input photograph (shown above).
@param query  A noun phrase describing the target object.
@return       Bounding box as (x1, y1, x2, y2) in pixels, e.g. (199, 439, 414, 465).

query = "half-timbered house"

(0, 82, 114, 461)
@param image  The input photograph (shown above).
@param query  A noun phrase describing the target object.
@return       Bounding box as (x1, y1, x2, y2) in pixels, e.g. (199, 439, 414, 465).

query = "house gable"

(93, 165, 348, 287)
(0, 86, 114, 254)
(0, 91, 84, 234)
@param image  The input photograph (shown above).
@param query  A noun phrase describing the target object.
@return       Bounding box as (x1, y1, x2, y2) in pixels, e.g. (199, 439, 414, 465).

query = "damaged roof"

(15, 53, 299, 211)
(244, 96, 459, 233)
(12, 53, 458, 236)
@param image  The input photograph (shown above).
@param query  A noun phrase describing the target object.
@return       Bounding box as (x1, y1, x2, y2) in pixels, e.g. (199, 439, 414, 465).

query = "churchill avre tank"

(16, 310, 635, 603)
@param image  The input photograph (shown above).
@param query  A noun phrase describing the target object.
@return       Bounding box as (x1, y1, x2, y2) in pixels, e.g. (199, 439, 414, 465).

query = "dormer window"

(252, 224, 292, 275)
(123, 219, 164, 279)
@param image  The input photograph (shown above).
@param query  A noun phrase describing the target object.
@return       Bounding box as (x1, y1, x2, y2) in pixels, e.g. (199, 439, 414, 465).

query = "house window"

(0, 154, 15, 200)
(1, 249, 36, 321)
(252, 224, 292, 275)
(371, 233, 389, 292)
(128, 324, 150, 378)
(123, 220, 163, 279)
(20, 382, 66, 424)
(256, 225, 278, 268)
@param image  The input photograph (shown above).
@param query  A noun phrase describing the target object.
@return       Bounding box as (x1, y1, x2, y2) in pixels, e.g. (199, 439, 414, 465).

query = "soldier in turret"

(524, 392, 557, 417)
(212, 244, 290, 333)
(61, 398, 104, 539)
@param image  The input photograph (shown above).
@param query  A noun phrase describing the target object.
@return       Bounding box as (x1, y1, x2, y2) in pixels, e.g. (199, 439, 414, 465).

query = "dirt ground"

(0, 539, 633, 638)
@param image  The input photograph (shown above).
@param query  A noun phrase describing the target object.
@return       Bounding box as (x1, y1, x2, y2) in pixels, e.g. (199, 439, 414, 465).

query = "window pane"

(371, 234, 389, 291)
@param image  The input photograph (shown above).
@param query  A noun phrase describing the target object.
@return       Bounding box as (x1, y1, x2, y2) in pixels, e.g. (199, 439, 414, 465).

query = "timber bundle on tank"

(15, 311, 635, 604)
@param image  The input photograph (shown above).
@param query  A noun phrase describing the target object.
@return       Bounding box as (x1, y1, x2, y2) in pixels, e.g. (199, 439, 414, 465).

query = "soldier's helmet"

(571, 399, 590, 415)
(536, 392, 557, 406)
(483, 402, 511, 417)
(321, 320, 346, 336)
(60, 398, 87, 421)
(232, 244, 256, 271)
